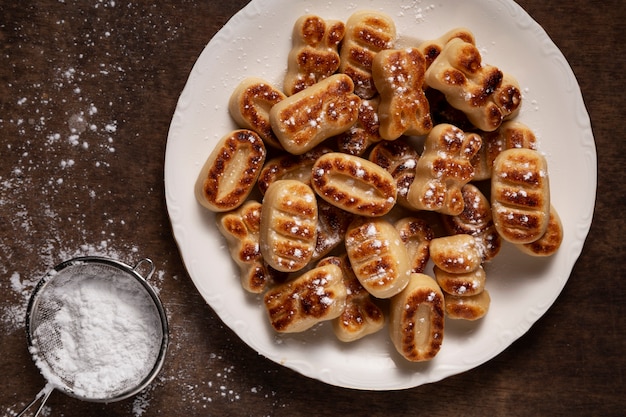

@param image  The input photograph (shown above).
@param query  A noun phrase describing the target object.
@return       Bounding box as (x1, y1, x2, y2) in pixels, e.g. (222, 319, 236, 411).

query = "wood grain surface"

(1, 1, 624, 416)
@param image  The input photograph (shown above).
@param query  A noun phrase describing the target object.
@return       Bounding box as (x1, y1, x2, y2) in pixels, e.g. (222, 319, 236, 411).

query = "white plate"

(165, 0, 596, 390)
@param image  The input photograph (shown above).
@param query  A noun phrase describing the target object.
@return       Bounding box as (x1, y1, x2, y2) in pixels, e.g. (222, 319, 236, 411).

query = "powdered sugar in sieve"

(17, 256, 168, 416)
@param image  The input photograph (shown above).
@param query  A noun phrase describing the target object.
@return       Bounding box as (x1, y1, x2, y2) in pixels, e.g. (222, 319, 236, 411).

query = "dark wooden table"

(1, 1, 624, 416)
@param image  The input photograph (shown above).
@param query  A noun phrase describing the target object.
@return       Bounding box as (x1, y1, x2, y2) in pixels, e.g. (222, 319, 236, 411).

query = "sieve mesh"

(27, 260, 166, 401)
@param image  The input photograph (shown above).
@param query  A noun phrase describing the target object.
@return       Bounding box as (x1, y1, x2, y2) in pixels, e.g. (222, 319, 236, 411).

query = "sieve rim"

(25, 255, 169, 403)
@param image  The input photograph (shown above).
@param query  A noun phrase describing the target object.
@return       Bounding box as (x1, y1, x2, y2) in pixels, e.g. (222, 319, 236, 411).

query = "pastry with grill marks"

(318, 255, 384, 342)
(516, 204, 563, 256)
(284, 15, 345, 96)
(372, 47, 433, 140)
(369, 138, 420, 209)
(216, 201, 271, 293)
(228, 77, 286, 149)
(425, 38, 521, 131)
(339, 10, 397, 99)
(195, 129, 266, 212)
(311, 152, 397, 217)
(473, 120, 539, 181)
(435, 264, 486, 297)
(264, 263, 347, 333)
(407, 123, 481, 215)
(256, 146, 332, 195)
(335, 98, 382, 156)
(260, 180, 318, 272)
(430, 234, 482, 274)
(270, 74, 361, 155)
(345, 217, 411, 299)
(394, 217, 434, 274)
(312, 199, 354, 261)
(389, 273, 445, 362)
(417, 27, 476, 70)
(441, 183, 502, 261)
(444, 290, 491, 321)
(491, 148, 550, 244)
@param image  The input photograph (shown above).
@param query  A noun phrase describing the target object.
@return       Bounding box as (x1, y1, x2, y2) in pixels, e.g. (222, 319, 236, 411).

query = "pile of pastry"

(194, 11, 563, 362)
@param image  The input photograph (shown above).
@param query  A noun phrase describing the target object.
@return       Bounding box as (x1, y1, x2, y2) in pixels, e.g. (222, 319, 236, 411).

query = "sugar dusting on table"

(0, 1, 288, 415)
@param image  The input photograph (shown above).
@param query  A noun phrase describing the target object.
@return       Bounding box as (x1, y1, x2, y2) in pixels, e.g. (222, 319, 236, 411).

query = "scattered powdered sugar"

(0, 1, 294, 414)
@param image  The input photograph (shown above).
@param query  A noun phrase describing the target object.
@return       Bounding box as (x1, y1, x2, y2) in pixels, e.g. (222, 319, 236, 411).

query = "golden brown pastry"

(434, 264, 486, 297)
(256, 146, 332, 195)
(260, 180, 318, 272)
(425, 38, 521, 131)
(284, 15, 345, 96)
(311, 152, 397, 217)
(516, 204, 563, 256)
(441, 183, 502, 261)
(491, 148, 550, 244)
(195, 129, 266, 212)
(389, 273, 445, 362)
(228, 77, 286, 149)
(430, 234, 482, 274)
(264, 263, 347, 333)
(318, 256, 385, 342)
(444, 290, 491, 321)
(339, 10, 397, 99)
(407, 123, 481, 215)
(418, 27, 475, 69)
(216, 201, 271, 293)
(345, 217, 411, 299)
(474, 120, 540, 180)
(369, 138, 420, 209)
(394, 217, 434, 274)
(335, 98, 382, 156)
(372, 47, 433, 140)
(270, 74, 361, 155)
(313, 199, 355, 261)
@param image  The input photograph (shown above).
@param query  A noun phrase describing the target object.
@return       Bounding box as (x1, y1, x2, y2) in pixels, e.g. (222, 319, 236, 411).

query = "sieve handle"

(133, 258, 155, 280)
(16, 384, 54, 417)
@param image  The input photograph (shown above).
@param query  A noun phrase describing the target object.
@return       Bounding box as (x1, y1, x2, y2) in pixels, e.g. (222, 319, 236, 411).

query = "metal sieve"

(16, 256, 169, 417)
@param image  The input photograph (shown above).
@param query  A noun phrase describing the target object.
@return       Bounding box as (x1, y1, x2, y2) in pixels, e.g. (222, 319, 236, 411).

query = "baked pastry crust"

(228, 77, 286, 149)
(318, 256, 385, 342)
(418, 27, 476, 70)
(407, 123, 481, 215)
(435, 264, 486, 297)
(195, 129, 266, 212)
(284, 15, 345, 95)
(444, 290, 491, 321)
(491, 148, 550, 244)
(335, 98, 382, 156)
(313, 199, 354, 261)
(264, 264, 347, 333)
(311, 152, 397, 217)
(389, 273, 445, 362)
(441, 183, 502, 261)
(216, 200, 271, 293)
(473, 120, 539, 181)
(372, 47, 433, 140)
(425, 38, 521, 131)
(260, 180, 318, 272)
(270, 74, 361, 155)
(430, 234, 482, 274)
(257, 146, 332, 195)
(516, 204, 563, 256)
(345, 217, 411, 299)
(394, 217, 434, 274)
(369, 138, 420, 209)
(339, 10, 397, 99)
